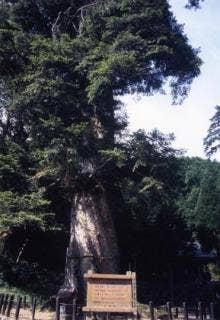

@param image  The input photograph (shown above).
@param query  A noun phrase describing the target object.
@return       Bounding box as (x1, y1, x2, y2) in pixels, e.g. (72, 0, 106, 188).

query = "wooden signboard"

(83, 271, 137, 320)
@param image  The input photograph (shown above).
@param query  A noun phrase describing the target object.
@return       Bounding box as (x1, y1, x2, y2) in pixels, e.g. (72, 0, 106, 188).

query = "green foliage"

(178, 157, 220, 252)
(0, 257, 63, 296)
(79, 0, 201, 104)
(114, 130, 189, 275)
(204, 106, 220, 157)
(0, 133, 56, 237)
(0, 139, 31, 192)
(0, 191, 52, 233)
(0, 0, 202, 193)
(99, 148, 125, 168)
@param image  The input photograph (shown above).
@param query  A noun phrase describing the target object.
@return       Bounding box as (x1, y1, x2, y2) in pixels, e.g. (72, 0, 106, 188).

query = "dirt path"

(6, 308, 54, 320)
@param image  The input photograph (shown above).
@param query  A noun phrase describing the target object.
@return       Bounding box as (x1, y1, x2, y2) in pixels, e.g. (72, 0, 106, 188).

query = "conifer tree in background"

(0, 0, 202, 294)
(204, 106, 220, 157)
(178, 158, 220, 263)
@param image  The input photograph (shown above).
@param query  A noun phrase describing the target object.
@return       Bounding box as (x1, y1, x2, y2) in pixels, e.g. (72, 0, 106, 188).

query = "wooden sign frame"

(83, 271, 137, 320)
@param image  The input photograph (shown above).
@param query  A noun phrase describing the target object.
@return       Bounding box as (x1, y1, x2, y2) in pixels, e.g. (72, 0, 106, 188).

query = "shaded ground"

(2, 303, 211, 320)
(138, 303, 210, 320)
(7, 308, 54, 320)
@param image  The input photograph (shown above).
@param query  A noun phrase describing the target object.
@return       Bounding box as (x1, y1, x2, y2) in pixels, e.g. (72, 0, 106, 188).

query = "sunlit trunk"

(64, 191, 119, 301)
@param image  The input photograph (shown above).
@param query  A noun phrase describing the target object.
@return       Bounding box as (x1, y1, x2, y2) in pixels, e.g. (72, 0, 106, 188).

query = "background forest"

(0, 0, 219, 303)
(0, 127, 219, 299)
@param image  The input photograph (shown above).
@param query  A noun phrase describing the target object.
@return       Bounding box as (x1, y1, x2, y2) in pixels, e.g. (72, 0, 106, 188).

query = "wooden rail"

(0, 292, 219, 320)
(147, 301, 217, 320)
(0, 293, 43, 320)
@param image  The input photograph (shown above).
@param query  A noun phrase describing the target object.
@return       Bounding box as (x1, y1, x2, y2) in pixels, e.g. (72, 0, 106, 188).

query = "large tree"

(0, 0, 201, 295)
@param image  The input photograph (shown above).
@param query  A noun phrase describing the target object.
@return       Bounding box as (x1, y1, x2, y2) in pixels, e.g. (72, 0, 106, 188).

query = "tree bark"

(63, 89, 118, 302)
(64, 191, 119, 300)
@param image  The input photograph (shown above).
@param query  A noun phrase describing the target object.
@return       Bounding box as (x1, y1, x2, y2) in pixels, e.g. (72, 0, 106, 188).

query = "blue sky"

(122, 0, 220, 161)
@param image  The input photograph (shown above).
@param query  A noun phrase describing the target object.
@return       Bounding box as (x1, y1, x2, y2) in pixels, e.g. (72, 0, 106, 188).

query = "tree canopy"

(0, 0, 201, 239)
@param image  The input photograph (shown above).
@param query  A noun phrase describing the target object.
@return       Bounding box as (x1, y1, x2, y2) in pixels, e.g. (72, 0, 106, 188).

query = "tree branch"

(52, 0, 104, 37)
(16, 238, 29, 264)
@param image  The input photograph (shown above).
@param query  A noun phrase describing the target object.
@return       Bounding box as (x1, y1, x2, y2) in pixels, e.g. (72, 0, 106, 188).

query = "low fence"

(0, 293, 43, 320)
(148, 301, 216, 320)
(55, 300, 218, 320)
(55, 298, 79, 320)
(0, 294, 218, 320)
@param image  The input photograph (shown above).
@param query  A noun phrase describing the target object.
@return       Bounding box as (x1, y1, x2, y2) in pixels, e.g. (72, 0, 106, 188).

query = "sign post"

(83, 271, 137, 320)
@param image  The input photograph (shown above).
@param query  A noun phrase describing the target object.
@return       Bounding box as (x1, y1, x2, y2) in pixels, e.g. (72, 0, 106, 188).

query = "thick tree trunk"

(64, 191, 119, 300)
(62, 89, 118, 302)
